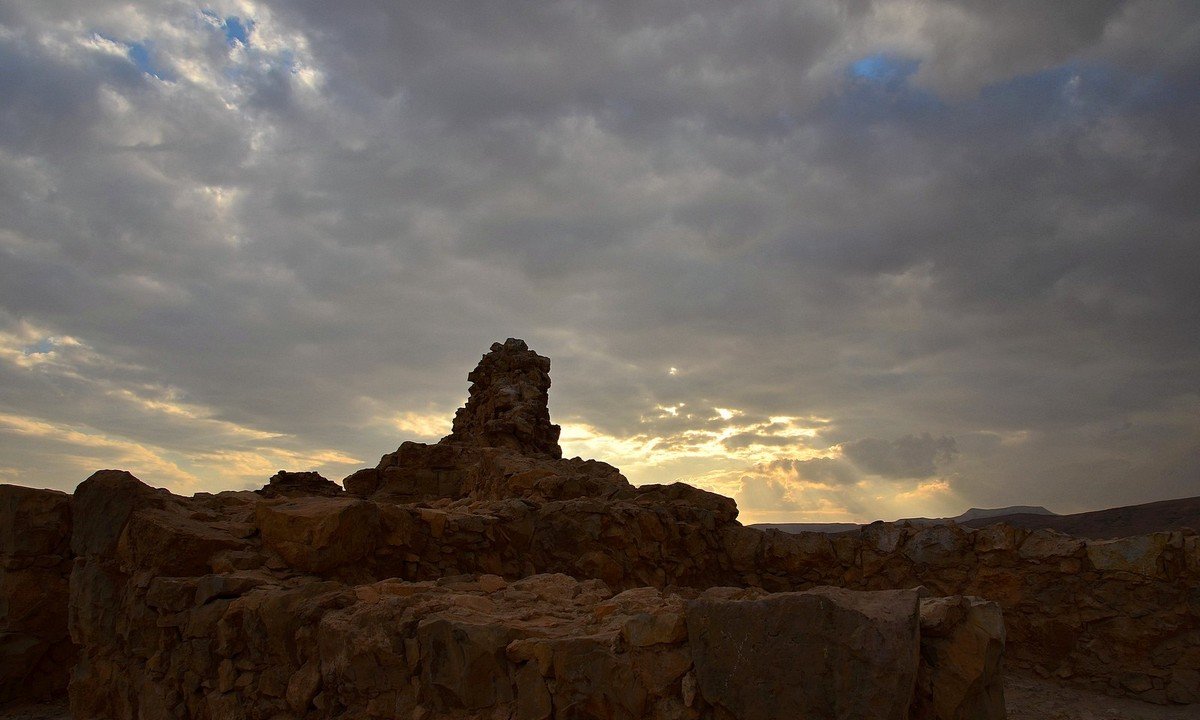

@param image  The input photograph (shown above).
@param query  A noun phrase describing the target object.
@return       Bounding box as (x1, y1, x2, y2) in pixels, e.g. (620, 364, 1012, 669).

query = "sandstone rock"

(341, 467, 380, 496)
(0, 485, 74, 705)
(440, 338, 562, 458)
(687, 586, 922, 720)
(71, 470, 167, 557)
(1086, 533, 1172, 578)
(904, 524, 971, 567)
(913, 595, 1007, 720)
(625, 482, 738, 526)
(118, 507, 250, 576)
(1017, 529, 1085, 561)
(311, 574, 680, 719)
(367, 441, 477, 501)
(465, 450, 633, 502)
(418, 617, 522, 709)
(255, 496, 380, 573)
(257, 470, 344, 498)
(0, 484, 71, 560)
(970, 523, 1027, 554)
(622, 611, 686, 646)
(863, 520, 906, 554)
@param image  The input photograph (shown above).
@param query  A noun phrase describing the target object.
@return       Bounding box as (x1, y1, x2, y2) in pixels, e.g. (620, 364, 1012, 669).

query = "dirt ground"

(0, 702, 68, 720)
(1005, 672, 1199, 720)
(2, 673, 1197, 719)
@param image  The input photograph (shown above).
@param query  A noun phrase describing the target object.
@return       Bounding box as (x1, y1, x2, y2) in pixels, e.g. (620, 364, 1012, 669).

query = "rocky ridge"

(1, 339, 1197, 717)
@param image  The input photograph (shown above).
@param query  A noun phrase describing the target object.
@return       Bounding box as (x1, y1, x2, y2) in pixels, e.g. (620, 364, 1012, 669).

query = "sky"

(0, 1, 1197, 524)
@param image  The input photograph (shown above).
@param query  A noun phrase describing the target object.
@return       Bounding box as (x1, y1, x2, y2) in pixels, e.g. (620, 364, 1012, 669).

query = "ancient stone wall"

(55, 468, 1200, 713)
(63, 472, 1003, 720)
(722, 521, 1200, 704)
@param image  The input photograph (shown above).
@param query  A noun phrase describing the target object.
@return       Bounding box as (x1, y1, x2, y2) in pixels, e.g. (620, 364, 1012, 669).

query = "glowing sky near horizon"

(0, 1, 1197, 524)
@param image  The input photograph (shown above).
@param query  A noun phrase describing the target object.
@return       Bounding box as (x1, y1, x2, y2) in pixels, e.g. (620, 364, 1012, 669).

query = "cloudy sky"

(1, 1, 1197, 523)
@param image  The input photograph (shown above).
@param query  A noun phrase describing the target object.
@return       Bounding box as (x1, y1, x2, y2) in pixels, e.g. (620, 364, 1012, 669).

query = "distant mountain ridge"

(753, 522, 861, 534)
(956, 506, 1055, 522)
(959, 496, 1200, 539)
(752, 505, 1056, 535)
(753, 497, 1200, 539)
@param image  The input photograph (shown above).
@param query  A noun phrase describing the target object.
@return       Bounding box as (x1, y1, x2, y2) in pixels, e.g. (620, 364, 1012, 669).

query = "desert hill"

(956, 506, 1055, 522)
(757, 497, 1200, 541)
(960, 495, 1200, 539)
(753, 505, 1056, 535)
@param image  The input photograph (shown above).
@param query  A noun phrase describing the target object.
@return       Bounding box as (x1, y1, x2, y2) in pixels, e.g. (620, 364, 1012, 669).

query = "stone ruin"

(1, 339, 1197, 718)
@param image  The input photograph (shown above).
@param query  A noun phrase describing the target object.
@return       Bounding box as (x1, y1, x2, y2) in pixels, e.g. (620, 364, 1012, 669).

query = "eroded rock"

(914, 595, 1007, 720)
(3, 339, 1196, 713)
(440, 338, 562, 458)
(687, 586, 922, 720)
(258, 470, 344, 499)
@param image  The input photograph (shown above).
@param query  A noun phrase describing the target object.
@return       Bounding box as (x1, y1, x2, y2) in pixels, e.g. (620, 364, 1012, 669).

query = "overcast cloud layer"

(1, 0, 1197, 523)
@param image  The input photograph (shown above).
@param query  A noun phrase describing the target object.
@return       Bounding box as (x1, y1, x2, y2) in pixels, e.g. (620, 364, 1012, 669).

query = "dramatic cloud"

(841, 433, 958, 479)
(1, 0, 1197, 522)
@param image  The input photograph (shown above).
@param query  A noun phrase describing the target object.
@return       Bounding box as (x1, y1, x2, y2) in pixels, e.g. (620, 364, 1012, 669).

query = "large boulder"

(117, 507, 252, 576)
(258, 470, 344, 498)
(913, 595, 1007, 720)
(255, 496, 380, 573)
(71, 470, 168, 558)
(352, 441, 479, 501)
(686, 586, 922, 720)
(1, 484, 71, 560)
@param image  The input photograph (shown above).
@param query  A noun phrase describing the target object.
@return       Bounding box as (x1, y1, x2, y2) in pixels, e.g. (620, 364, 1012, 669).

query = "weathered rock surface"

(688, 586, 921, 720)
(2, 339, 1198, 715)
(64, 565, 998, 720)
(440, 338, 562, 458)
(914, 595, 1007, 720)
(0, 485, 74, 705)
(258, 471, 344, 499)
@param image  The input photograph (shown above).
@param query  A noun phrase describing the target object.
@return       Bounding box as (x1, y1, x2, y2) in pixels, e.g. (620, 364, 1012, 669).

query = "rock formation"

(257, 471, 345, 499)
(440, 338, 562, 458)
(0, 339, 1197, 717)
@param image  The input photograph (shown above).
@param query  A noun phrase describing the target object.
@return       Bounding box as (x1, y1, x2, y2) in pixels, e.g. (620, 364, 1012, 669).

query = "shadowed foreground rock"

(0, 485, 74, 704)
(688, 587, 921, 719)
(68, 559, 1000, 720)
(2, 339, 1198, 716)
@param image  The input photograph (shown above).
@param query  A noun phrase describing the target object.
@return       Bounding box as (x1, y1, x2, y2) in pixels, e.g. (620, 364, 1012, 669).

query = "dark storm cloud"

(0, 0, 1196, 519)
(841, 434, 958, 479)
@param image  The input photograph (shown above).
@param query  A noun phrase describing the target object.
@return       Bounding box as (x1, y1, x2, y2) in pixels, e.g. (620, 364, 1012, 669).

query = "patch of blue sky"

(22, 338, 56, 356)
(973, 61, 1181, 126)
(829, 53, 943, 124)
(125, 40, 174, 81)
(223, 16, 254, 46)
(828, 51, 1191, 139)
(201, 9, 254, 47)
(849, 53, 920, 90)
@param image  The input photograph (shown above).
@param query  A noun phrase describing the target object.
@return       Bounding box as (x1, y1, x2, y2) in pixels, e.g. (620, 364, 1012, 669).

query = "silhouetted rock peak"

(258, 470, 344, 498)
(439, 338, 562, 458)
